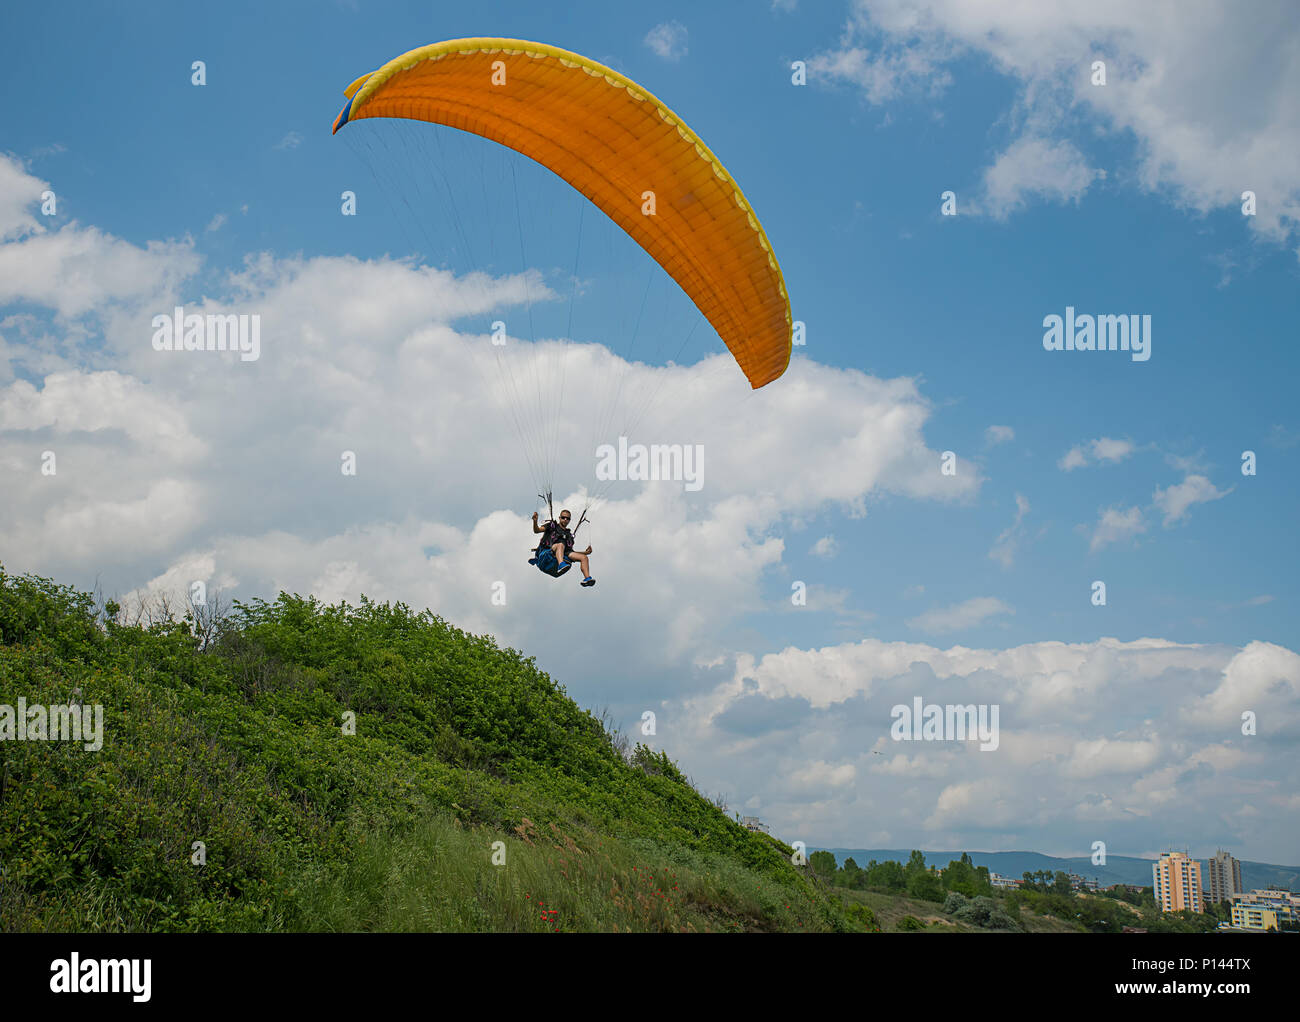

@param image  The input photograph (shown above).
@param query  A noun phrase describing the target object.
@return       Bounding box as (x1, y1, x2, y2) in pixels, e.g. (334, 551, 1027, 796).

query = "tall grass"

(293, 815, 841, 932)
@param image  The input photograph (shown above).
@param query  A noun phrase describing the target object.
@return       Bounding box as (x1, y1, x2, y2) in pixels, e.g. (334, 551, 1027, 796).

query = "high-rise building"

(1153, 851, 1203, 913)
(1207, 849, 1242, 905)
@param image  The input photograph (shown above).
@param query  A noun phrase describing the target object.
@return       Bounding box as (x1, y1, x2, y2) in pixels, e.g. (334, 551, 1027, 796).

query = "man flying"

(532, 509, 595, 587)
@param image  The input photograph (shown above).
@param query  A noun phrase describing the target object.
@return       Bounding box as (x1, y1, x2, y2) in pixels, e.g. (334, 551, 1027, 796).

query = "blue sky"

(2, 1, 1298, 863)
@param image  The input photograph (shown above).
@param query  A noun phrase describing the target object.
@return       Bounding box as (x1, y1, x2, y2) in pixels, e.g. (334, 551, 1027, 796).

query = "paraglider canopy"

(332, 37, 792, 388)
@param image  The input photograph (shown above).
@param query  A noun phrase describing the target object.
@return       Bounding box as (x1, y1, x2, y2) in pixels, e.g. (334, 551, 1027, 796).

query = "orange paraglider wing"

(333, 38, 791, 388)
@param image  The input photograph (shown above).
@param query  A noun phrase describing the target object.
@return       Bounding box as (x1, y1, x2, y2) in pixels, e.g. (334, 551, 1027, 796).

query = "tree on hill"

(864, 859, 906, 892)
(809, 850, 838, 880)
(942, 857, 981, 897)
(839, 856, 866, 889)
(908, 868, 944, 903)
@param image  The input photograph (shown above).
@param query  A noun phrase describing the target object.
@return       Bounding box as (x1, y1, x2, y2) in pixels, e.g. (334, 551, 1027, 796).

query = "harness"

(529, 490, 588, 579)
(530, 546, 573, 578)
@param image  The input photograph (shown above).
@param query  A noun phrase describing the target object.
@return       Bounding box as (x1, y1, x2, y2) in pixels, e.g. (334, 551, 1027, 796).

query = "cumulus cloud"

(644, 21, 688, 62)
(1182, 641, 1300, 729)
(806, 0, 1300, 250)
(1153, 474, 1231, 525)
(985, 424, 1014, 447)
(0, 155, 198, 325)
(0, 224, 197, 321)
(0, 162, 972, 691)
(670, 634, 1298, 857)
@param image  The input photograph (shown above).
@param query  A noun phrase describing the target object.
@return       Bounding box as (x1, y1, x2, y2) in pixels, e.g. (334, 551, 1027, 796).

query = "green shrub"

(0, 567, 847, 932)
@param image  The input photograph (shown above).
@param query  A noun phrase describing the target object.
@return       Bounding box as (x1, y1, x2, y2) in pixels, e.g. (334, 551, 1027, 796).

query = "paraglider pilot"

(532, 510, 595, 586)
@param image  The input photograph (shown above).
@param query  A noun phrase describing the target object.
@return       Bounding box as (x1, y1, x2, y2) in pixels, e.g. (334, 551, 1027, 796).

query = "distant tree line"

(810, 849, 992, 901)
(807, 850, 1224, 933)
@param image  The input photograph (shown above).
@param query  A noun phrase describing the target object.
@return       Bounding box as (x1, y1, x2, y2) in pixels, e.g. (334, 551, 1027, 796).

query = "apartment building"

(1206, 849, 1243, 905)
(1153, 851, 1203, 913)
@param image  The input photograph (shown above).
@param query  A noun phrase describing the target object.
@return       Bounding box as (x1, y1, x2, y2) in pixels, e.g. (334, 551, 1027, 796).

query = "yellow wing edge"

(337, 37, 792, 386)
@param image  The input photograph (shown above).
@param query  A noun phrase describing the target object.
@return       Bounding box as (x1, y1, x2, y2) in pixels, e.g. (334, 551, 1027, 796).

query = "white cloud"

(0, 223, 197, 321)
(0, 157, 198, 324)
(1060, 447, 1088, 471)
(1064, 737, 1161, 778)
(907, 596, 1013, 634)
(1153, 474, 1231, 525)
(1091, 437, 1135, 463)
(790, 760, 857, 789)
(670, 633, 1297, 856)
(0, 186, 973, 684)
(1059, 436, 1134, 471)
(981, 136, 1101, 218)
(1182, 641, 1300, 727)
(985, 424, 1014, 447)
(808, 1, 1300, 250)
(806, 33, 952, 104)
(644, 21, 688, 62)
(0, 156, 47, 242)
(27, 478, 203, 564)
(1086, 505, 1146, 551)
(810, 535, 838, 558)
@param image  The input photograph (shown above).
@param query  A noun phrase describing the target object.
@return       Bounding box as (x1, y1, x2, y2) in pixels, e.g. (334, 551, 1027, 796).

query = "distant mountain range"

(812, 848, 1300, 892)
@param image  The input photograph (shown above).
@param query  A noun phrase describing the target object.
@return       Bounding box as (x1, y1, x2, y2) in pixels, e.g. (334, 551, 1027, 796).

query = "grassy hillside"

(0, 566, 853, 932)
